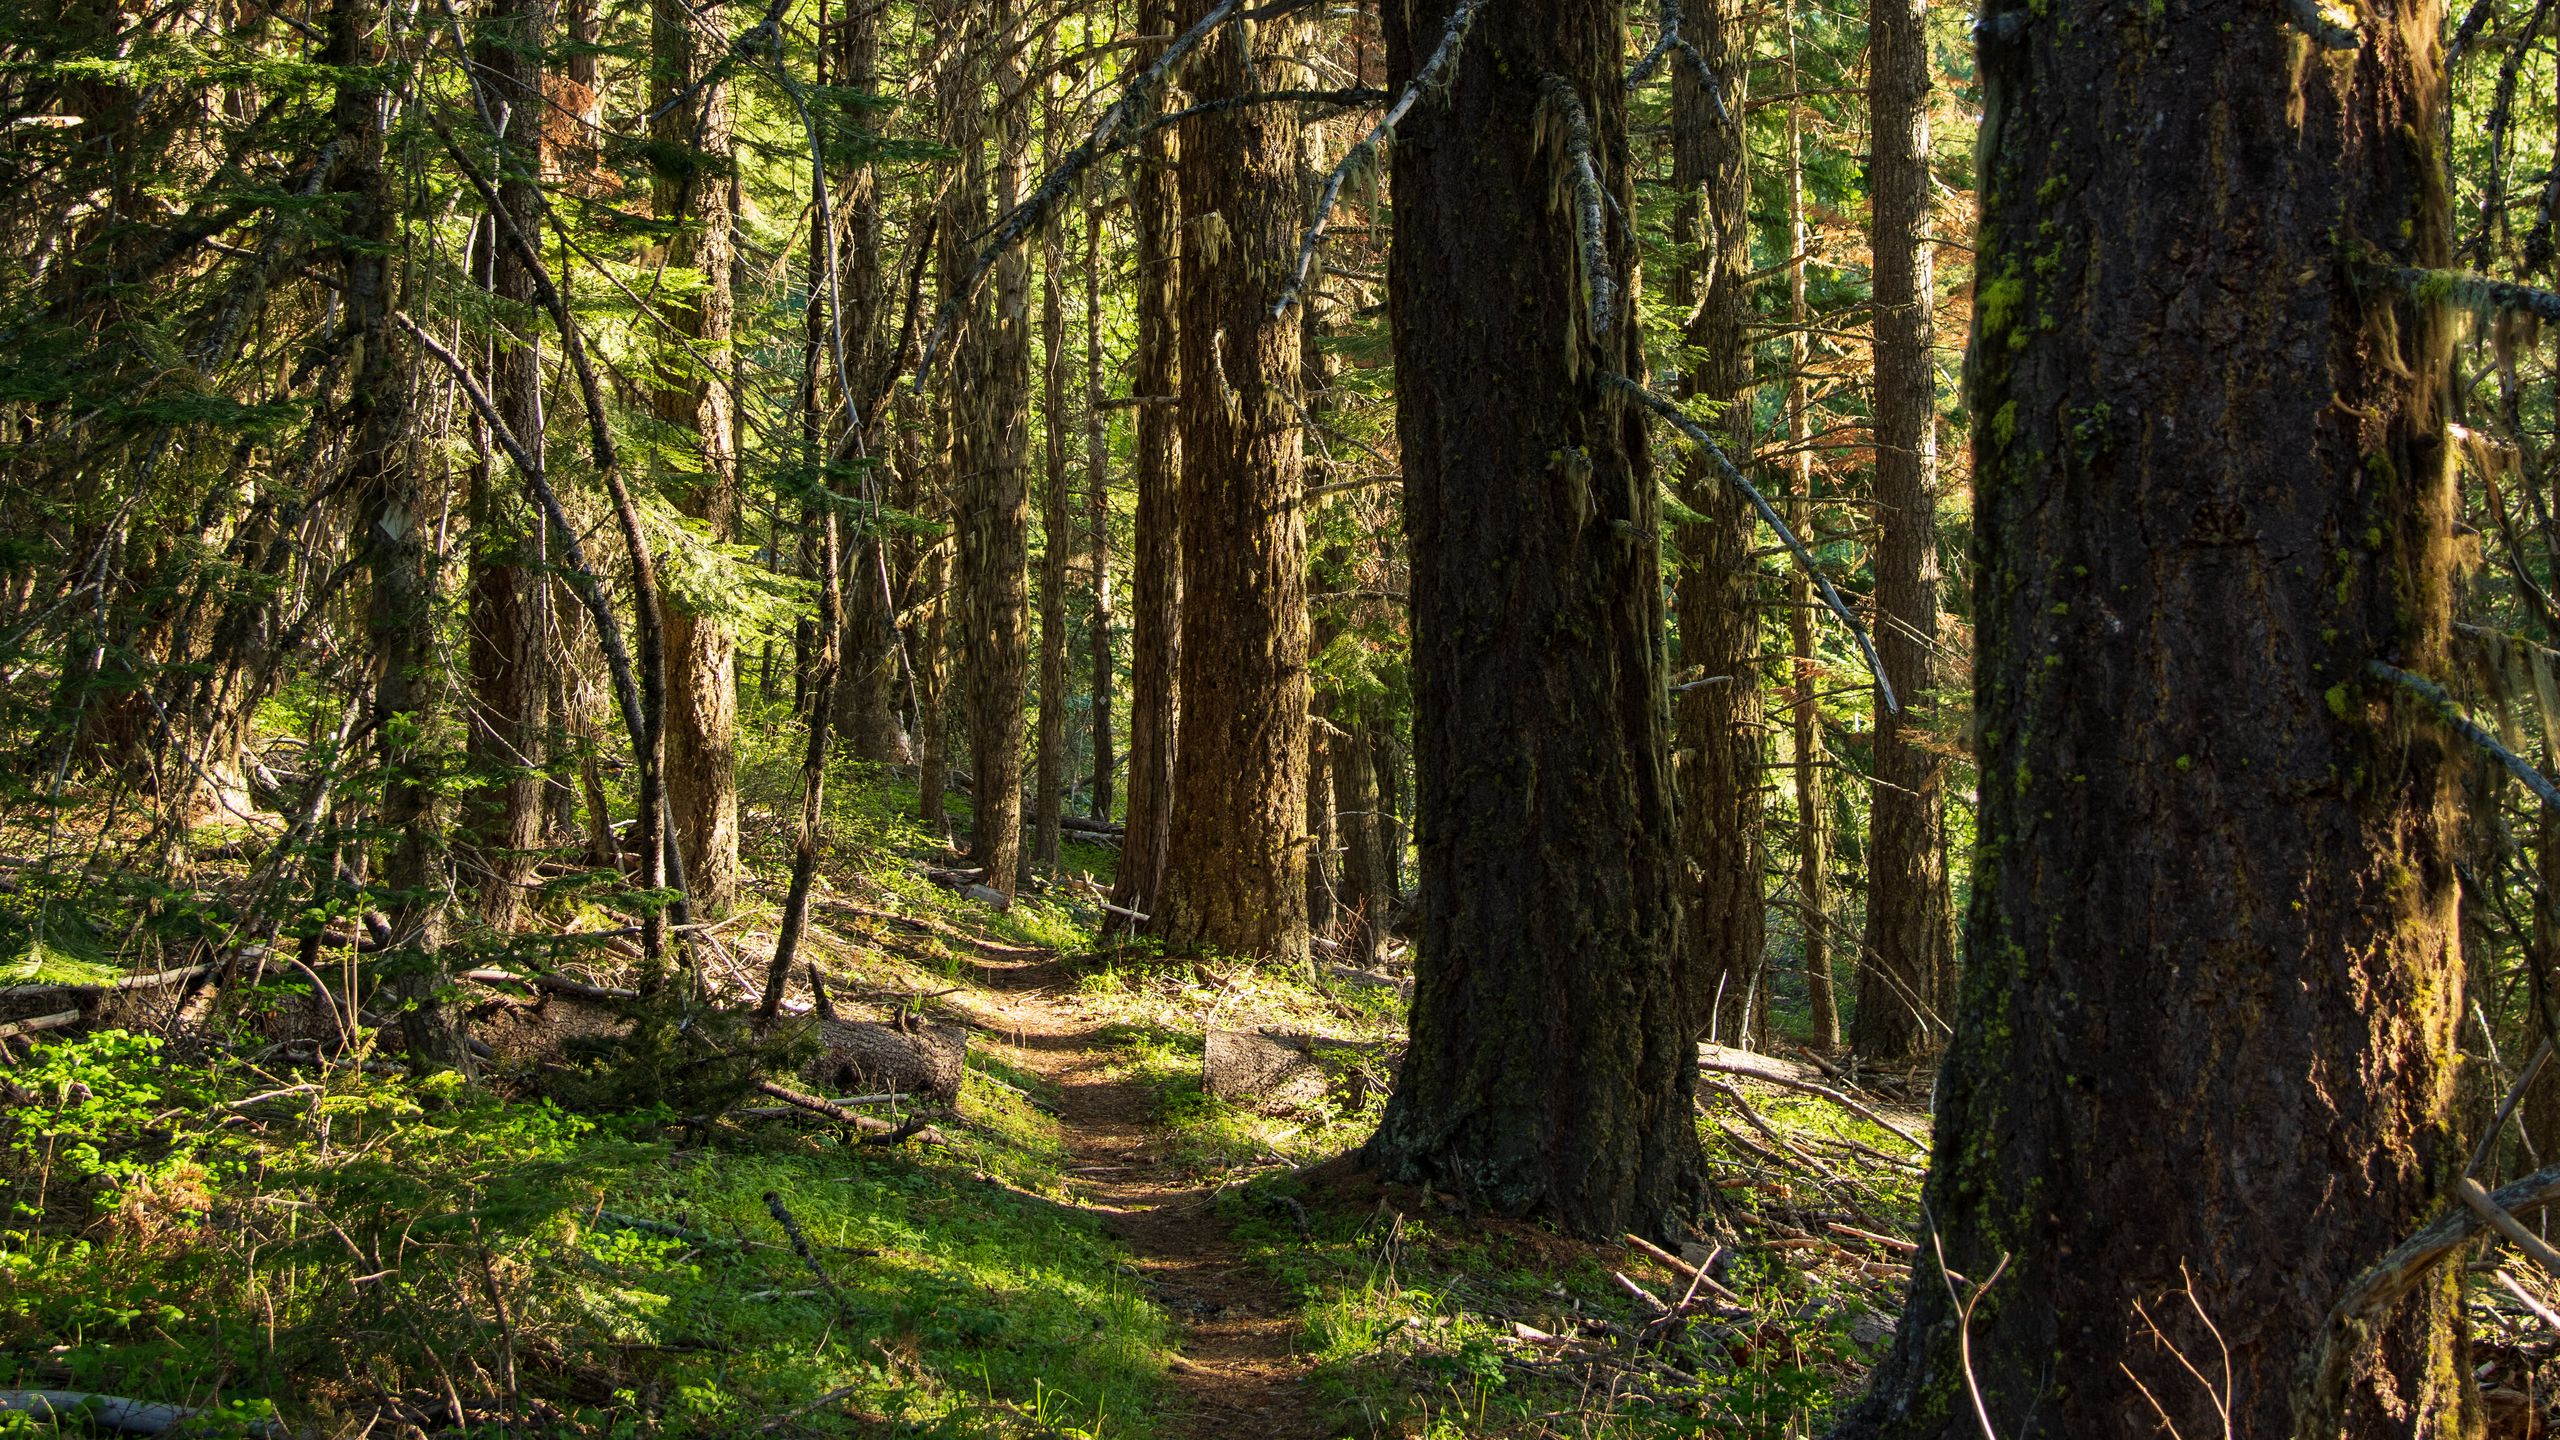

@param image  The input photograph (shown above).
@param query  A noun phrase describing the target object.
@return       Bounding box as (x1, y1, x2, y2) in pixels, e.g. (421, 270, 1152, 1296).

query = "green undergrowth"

(0, 1023, 1166, 1438)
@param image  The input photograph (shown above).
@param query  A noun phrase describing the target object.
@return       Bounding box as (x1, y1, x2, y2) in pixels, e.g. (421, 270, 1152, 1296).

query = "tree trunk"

(830, 0, 907, 766)
(1306, 720, 1337, 937)
(1033, 82, 1071, 874)
(1850, 0, 1949, 1059)
(1107, 0, 1182, 930)
(465, 0, 550, 931)
(1151, 0, 1311, 963)
(649, 0, 740, 915)
(1331, 716, 1390, 967)
(1779, 20, 1836, 1053)
(1834, 5, 2467, 1435)
(330, 0, 467, 1070)
(1085, 196, 1117, 821)
(1670, 0, 1765, 1047)
(1361, 0, 1700, 1240)
(954, 4, 1032, 897)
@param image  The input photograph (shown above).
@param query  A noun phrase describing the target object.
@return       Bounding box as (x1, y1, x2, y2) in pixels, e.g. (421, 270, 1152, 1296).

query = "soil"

(956, 949, 1337, 1440)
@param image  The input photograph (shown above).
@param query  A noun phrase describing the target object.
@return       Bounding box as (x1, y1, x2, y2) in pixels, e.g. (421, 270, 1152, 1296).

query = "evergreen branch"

(2366, 660, 2560, 813)
(1539, 73, 1616, 337)
(1605, 372, 1899, 714)
(1274, 0, 1490, 318)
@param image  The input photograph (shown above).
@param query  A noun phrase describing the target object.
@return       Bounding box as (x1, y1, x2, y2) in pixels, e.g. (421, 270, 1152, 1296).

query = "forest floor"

(11, 752, 2557, 1437)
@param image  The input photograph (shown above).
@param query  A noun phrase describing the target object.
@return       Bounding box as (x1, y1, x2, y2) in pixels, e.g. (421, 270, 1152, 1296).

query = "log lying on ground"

(1203, 1028, 1386, 1111)
(1696, 1043, 1929, 1154)
(0, 1391, 283, 1437)
(752, 1079, 945, 1143)
(1321, 962, 1412, 998)
(1060, 815, 1124, 838)
(796, 1015, 967, 1102)
(917, 865, 1010, 910)
(0, 963, 220, 1037)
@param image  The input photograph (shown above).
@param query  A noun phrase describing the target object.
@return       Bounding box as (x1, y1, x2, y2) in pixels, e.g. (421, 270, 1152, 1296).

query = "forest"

(0, 0, 2554, 1433)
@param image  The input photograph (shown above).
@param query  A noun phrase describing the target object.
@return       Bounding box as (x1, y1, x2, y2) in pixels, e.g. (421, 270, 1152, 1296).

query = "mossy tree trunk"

(1150, 0, 1310, 963)
(1362, 0, 1701, 1241)
(1832, 4, 2468, 1435)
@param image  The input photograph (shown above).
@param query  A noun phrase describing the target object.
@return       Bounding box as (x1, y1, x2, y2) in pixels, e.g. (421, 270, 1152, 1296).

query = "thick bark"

(1361, 0, 1701, 1240)
(1670, 0, 1765, 1046)
(1107, 0, 1182, 927)
(1033, 90, 1071, 873)
(954, 5, 1032, 896)
(1085, 197, 1117, 821)
(649, 0, 740, 915)
(330, 0, 467, 1069)
(1151, 0, 1310, 962)
(1851, 0, 1950, 1059)
(465, 0, 550, 930)
(1833, 4, 2466, 1435)
(1780, 26, 1837, 1052)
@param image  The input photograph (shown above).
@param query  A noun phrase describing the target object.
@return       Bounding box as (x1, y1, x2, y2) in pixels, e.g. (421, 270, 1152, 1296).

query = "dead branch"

(1537, 73, 1615, 336)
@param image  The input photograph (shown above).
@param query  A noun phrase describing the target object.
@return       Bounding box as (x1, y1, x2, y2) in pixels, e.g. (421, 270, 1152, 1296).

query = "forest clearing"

(8, 0, 2560, 1434)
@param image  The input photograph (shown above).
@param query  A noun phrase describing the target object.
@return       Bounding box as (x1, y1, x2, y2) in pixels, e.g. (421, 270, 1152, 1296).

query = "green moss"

(1992, 400, 2019, 447)
(1978, 267, 2028, 343)
(2326, 683, 2352, 718)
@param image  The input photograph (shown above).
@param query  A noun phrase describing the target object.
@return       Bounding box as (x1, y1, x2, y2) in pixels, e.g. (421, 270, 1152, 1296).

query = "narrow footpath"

(955, 950, 1334, 1440)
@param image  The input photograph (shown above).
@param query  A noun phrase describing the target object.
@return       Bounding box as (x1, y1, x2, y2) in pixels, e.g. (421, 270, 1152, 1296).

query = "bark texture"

(1780, 29, 1837, 1051)
(1851, 0, 1950, 1058)
(1671, 0, 1766, 1045)
(955, 8, 1032, 896)
(1109, 1, 1180, 923)
(1086, 197, 1118, 822)
(1150, 0, 1310, 962)
(649, 0, 740, 915)
(465, 0, 549, 930)
(1361, 0, 1701, 1240)
(1034, 92, 1071, 873)
(1833, 5, 2468, 1435)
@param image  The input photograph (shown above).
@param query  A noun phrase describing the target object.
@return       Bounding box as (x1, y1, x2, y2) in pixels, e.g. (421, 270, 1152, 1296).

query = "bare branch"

(1274, 0, 1490, 318)
(1538, 73, 1615, 336)
(1606, 372, 1899, 713)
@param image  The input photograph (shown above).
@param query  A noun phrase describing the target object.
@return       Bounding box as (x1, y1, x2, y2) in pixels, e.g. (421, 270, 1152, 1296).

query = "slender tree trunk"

(1362, 0, 1700, 1239)
(1331, 717, 1389, 966)
(330, 0, 467, 1069)
(466, 0, 549, 930)
(1033, 81, 1071, 874)
(1851, 0, 1949, 1058)
(1085, 196, 1117, 821)
(1835, 4, 2466, 1433)
(1671, 0, 1765, 1046)
(649, 0, 740, 914)
(1306, 716, 1337, 937)
(1782, 16, 1836, 1052)
(955, 3, 1031, 896)
(1151, 0, 1310, 963)
(830, 0, 907, 765)
(1108, 0, 1181, 927)
(916, 396, 953, 834)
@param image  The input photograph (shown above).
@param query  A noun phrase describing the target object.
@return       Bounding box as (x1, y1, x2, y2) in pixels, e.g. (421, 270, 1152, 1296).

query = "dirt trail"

(953, 950, 1333, 1440)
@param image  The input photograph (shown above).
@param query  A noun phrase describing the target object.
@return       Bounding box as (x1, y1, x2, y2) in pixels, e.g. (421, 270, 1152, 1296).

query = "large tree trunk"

(330, 0, 467, 1070)
(1150, 0, 1311, 963)
(1362, 0, 1700, 1240)
(649, 0, 740, 915)
(1850, 0, 1950, 1059)
(465, 0, 550, 931)
(1107, 0, 1182, 928)
(1670, 0, 1765, 1046)
(1834, 5, 2467, 1435)
(1779, 21, 1837, 1052)
(1085, 196, 1117, 821)
(954, 4, 1032, 897)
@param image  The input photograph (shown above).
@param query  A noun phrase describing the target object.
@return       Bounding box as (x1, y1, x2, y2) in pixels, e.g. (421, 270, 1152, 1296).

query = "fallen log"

(796, 1015, 967, 1102)
(0, 1391, 282, 1437)
(0, 964, 215, 1002)
(752, 1079, 944, 1143)
(0, 1011, 80, 1043)
(1697, 1043, 1929, 1155)
(461, 968, 640, 1002)
(1203, 1028, 1386, 1111)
